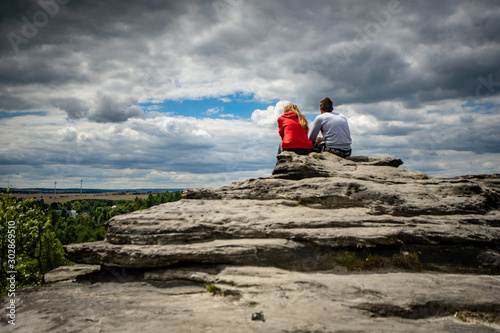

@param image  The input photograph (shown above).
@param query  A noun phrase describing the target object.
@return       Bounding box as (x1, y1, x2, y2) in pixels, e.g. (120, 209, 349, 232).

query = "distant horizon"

(1, 187, 185, 193)
(3, 164, 500, 195)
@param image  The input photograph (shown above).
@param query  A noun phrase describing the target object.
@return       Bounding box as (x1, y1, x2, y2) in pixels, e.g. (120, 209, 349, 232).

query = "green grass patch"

(334, 250, 387, 271)
(205, 283, 219, 294)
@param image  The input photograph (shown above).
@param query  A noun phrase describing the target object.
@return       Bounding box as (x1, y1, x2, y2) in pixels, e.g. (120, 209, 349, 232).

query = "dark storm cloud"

(295, 0, 500, 109)
(2, 0, 500, 109)
(88, 94, 144, 123)
(412, 2, 500, 47)
(0, 94, 40, 111)
(51, 97, 89, 120)
(0, 55, 88, 85)
(0, 0, 189, 54)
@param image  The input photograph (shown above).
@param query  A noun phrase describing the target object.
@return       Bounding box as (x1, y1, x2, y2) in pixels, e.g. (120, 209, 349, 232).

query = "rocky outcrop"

(4, 152, 500, 332)
(65, 152, 500, 273)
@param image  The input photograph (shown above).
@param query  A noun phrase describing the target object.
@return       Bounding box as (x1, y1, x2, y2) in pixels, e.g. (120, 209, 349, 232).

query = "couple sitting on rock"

(277, 97, 352, 158)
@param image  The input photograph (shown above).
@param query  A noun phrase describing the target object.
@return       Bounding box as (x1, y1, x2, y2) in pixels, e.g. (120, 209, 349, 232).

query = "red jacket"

(278, 111, 313, 149)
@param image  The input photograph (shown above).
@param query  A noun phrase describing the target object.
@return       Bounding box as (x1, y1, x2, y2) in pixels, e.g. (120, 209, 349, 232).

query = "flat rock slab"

(271, 152, 410, 180)
(65, 201, 500, 271)
(103, 200, 500, 247)
(65, 239, 313, 270)
(44, 264, 101, 283)
(3, 266, 499, 332)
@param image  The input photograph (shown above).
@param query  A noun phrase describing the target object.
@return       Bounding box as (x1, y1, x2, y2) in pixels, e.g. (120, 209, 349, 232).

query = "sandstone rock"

(65, 152, 500, 273)
(44, 264, 101, 283)
(65, 239, 314, 270)
(270, 151, 415, 180)
(100, 202, 500, 248)
(3, 265, 500, 332)
(7, 152, 500, 332)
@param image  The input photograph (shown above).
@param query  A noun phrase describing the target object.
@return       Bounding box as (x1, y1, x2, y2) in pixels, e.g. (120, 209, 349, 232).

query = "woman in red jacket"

(277, 103, 313, 155)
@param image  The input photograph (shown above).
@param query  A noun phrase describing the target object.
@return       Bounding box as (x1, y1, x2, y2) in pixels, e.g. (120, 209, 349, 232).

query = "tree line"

(0, 191, 181, 297)
(49, 191, 182, 245)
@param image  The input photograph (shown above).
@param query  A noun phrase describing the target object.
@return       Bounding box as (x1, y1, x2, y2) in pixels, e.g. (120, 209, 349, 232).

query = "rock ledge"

(4, 152, 499, 332)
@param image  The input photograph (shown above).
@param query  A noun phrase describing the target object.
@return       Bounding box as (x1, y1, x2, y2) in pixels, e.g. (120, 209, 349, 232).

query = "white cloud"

(251, 100, 289, 128)
(58, 127, 78, 142)
(205, 106, 223, 116)
(0, 111, 281, 188)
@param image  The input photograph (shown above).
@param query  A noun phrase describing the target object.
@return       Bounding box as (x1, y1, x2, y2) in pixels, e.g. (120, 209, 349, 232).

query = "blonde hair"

(283, 103, 309, 132)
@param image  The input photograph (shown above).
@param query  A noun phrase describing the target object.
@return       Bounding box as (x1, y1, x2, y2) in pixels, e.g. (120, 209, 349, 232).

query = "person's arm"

(308, 118, 322, 144)
(278, 117, 285, 140)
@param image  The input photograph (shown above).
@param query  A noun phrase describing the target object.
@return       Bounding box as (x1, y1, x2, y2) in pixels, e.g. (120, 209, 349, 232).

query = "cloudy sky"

(1, 0, 499, 189)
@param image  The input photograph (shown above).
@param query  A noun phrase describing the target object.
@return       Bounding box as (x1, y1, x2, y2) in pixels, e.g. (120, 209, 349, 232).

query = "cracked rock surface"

(3, 152, 500, 332)
(4, 266, 500, 332)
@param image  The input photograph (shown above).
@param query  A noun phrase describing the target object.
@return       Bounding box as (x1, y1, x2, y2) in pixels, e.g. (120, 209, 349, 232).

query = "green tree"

(49, 202, 61, 211)
(72, 201, 82, 213)
(0, 194, 70, 297)
(80, 201, 91, 213)
(1, 191, 182, 297)
(146, 193, 155, 207)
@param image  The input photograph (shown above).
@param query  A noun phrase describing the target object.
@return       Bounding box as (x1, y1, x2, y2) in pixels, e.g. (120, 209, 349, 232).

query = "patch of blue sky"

(428, 101, 499, 115)
(140, 93, 279, 120)
(426, 109, 447, 114)
(0, 111, 47, 119)
(460, 101, 498, 113)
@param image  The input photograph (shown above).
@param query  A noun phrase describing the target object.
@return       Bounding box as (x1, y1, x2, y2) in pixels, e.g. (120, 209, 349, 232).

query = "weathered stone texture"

(4, 152, 499, 332)
(66, 152, 500, 273)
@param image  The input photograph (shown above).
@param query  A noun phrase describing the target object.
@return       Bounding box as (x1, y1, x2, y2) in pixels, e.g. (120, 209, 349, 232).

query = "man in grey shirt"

(308, 97, 352, 157)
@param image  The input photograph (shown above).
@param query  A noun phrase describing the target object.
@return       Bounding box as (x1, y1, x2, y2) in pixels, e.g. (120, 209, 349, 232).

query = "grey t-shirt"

(309, 112, 352, 149)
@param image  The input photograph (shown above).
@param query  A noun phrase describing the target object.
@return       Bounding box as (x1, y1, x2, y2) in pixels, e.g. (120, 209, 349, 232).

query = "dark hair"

(320, 97, 333, 112)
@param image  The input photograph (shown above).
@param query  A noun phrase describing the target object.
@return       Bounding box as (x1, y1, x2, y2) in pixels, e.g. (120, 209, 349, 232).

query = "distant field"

(7, 191, 151, 204)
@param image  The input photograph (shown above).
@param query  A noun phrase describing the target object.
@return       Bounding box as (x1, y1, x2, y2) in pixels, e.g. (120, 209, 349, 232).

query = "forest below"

(0, 191, 182, 297)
